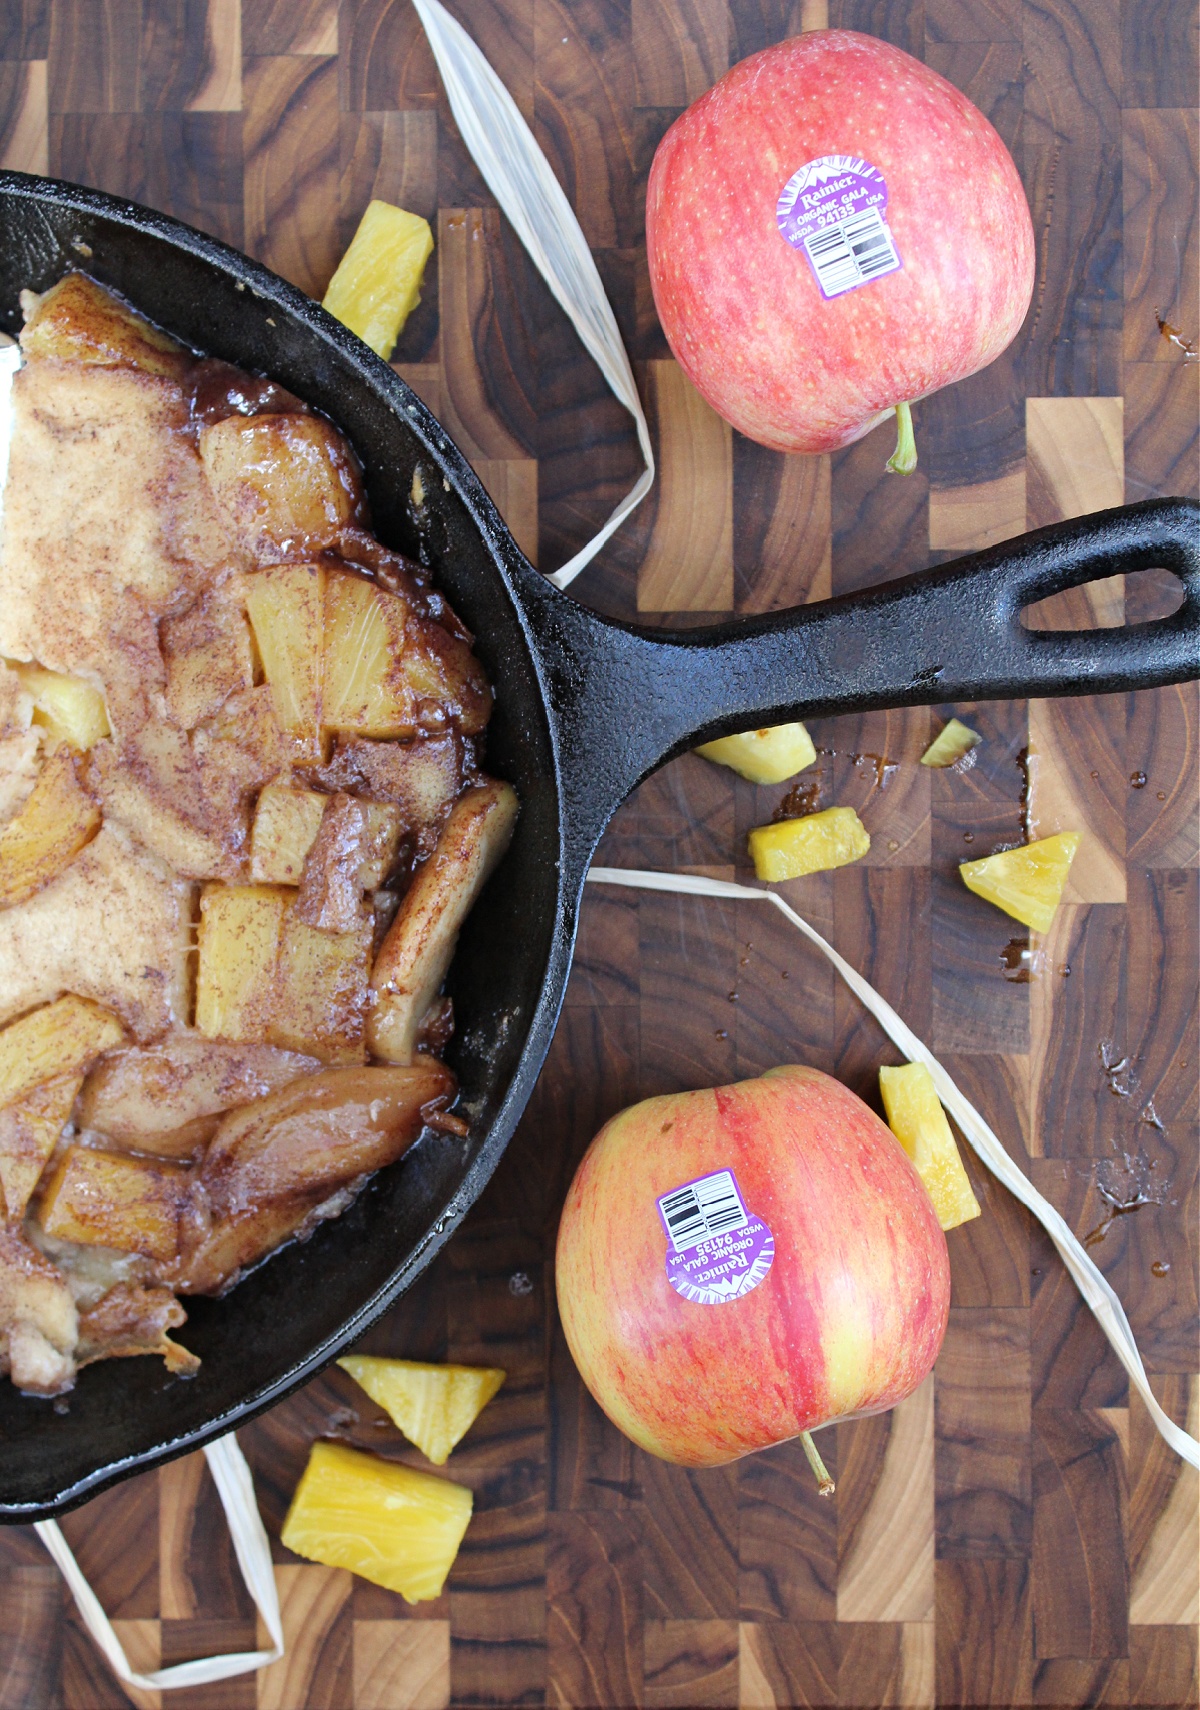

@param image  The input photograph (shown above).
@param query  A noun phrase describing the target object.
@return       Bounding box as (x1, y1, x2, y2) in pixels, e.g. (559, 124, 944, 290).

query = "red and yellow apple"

(645, 30, 1035, 470)
(555, 1065, 950, 1468)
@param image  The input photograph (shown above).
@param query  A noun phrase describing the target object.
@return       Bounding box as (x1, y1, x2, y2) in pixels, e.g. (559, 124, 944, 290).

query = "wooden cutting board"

(0, 2, 1197, 1707)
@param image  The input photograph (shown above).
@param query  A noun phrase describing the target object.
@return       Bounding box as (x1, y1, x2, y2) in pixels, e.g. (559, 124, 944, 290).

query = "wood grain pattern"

(0, 2, 1197, 1707)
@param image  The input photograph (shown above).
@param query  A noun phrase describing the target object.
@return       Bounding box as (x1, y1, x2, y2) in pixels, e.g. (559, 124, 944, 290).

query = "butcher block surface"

(0, 0, 1197, 1706)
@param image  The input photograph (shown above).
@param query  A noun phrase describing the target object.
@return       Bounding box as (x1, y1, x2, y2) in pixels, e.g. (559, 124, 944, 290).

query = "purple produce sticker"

(657, 1167, 775, 1307)
(776, 155, 902, 300)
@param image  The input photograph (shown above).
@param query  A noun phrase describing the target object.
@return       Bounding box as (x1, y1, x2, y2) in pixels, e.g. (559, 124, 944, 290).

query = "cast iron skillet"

(0, 173, 1197, 1520)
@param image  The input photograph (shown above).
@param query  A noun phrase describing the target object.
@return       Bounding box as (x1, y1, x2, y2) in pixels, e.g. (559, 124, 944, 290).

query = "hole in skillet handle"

(987, 497, 1200, 698)
(1022, 565, 1186, 630)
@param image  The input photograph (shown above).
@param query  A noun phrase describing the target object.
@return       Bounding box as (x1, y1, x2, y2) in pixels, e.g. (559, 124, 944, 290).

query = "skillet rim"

(0, 169, 579, 1520)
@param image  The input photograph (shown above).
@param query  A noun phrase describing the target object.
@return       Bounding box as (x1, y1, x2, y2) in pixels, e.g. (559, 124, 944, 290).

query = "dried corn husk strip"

(411, 0, 653, 589)
(36, 1434, 283, 1689)
(586, 865, 1200, 1472)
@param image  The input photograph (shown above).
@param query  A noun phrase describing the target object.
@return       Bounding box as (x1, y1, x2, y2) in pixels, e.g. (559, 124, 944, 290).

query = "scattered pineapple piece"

(695, 723, 816, 786)
(282, 1440, 472, 1603)
(879, 1062, 981, 1232)
(250, 780, 329, 884)
(960, 832, 1080, 933)
(11, 662, 110, 751)
(0, 749, 101, 907)
(0, 1074, 83, 1223)
(323, 200, 435, 361)
(195, 884, 290, 1043)
(244, 566, 325, 753)
(269, 905, 372, 1063)
(339, 1355, 506, 1465)
(920, 718, 981, 768)
(38, 1144, 187, 1260)
(748, 805, 870, 882)
(0, 995, 124, 1109)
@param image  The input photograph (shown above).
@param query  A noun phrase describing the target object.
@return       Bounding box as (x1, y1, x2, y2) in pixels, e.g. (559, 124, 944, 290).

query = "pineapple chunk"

(339, 1356, 505, 1466)
(696, 723, 816, 785)
(960, 832, 1081, 933)
(250, 780, 329, 884)
(244, 566, 324, 752)
(879, 1062, 981, 1232)
(920, 718, 981, 768)
(0, 749, 101, 907)
(269, 906, 372, 1063)
(748, 806, 870, 882)
(195, 884, 290, 1043)
(322, 569, 414, 739)
(0, 995, 124, 1109)
(161, 596, 254, 729)
(0, 1074, 82, 1223)
(281, 1440, 473, 1603)
(323, 200, 435, 361)
(11, 662, 110, 751)
(38, 1143, 187, 1260)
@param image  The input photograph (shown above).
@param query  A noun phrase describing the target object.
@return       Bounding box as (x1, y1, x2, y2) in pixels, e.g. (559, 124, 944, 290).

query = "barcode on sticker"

(804, 205, 901, 299)
(657, 1169, 749, 1253)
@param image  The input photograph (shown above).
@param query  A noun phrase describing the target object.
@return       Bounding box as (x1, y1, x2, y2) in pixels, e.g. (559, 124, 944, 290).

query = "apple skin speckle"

(646, 29, 1035, 456)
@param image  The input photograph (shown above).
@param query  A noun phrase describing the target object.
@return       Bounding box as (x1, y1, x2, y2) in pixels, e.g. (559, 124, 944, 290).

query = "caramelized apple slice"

(11, 662, 110, 751)
(269, 907, 373, 1063)
(295, 794, 370, 933)
(38, 1145, 188, 1262)
(0, 749, 102, 907)
(0, 1074, 81, 1223)
(309, 735, 463, 847)
(199, 1059, 454, 1217)
(281, 1440, 472, 1602)
(879, 1062, 981, 1232)
(79, 1034, 319, 1158)
(747, 805, 870, 882)
(20, 272, 188, 378)
(244, 565, 324, 749)
(369, 780, 518, 1064)
(177, 1060, 454, 1290)
(195, 884, 290, 1043)
(199, 414, 364, 562)
(338, 1355, 505, 1465)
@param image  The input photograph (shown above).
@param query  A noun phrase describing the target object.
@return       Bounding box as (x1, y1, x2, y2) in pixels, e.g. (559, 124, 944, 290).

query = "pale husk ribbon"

(35, 1434, 283, 1689)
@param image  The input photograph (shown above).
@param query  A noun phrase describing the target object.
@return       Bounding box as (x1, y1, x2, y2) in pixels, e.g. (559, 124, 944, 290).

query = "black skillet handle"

(531, 497, 1200, 876)
(669, 495, 1200, 740)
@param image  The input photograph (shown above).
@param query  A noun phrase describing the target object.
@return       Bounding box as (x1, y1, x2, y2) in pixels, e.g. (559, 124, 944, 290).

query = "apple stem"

(886, 400, 917, 475)
(800, 1430, 836, 1498)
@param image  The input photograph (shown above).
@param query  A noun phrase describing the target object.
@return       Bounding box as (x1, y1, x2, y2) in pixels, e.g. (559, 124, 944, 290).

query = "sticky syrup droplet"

(715, 1029, 728, 1040)
(1157, 790, 1166, 801)
(1130, 770, 1147, 789)
(963, 832, 975, 844)
(1151, 1260, 1171, 1277)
